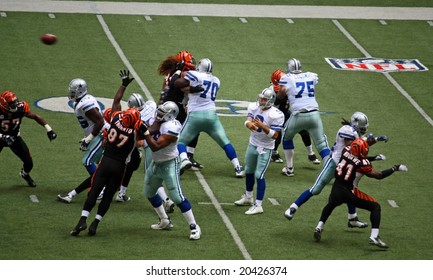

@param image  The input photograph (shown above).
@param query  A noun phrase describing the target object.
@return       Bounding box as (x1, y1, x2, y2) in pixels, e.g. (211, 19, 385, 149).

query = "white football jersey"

(331, 124, 360, 163)
(73, 94, 103, 136)
(183, 70, 220, 113)
(140, 100, 157, 126)
(247, 102, 285, 150)
(152, 119, 182, 163)
(279, 72, 319, 113)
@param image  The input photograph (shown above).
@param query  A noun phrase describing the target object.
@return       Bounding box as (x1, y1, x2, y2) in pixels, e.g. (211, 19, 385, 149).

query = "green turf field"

(1, 1, 432, 262)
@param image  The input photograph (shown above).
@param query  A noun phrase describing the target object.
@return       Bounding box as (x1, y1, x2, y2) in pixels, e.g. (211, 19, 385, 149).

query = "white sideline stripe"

(192, 16, 200, 22)
(268, 198, 280, 205)
(144, 15, 152, 21)
(198, 202, 233, 205)
(48, 13, 55, 18)
(0, 12, 7, 17)
(332, 19, 433, 128)
(388, 200, 399, 208)
(286, 18, 294, 24)
(239, 17, 248, 23)
(379, 19, 387, 25)
(195, 171, 252, 260)
(96, 14, 154, 102)
(30, 195, 39, 203)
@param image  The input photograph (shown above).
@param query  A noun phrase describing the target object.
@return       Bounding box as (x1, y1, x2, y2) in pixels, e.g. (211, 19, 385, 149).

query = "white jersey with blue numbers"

(183, 70, 220, 113)
(73, 94, 103, 136)
(140, 100, 157, 126)
(152, 119, 182, 163)
(279, 72, 319, 114)
(247, 103, 285, 150)
(331, 124, 360, 164)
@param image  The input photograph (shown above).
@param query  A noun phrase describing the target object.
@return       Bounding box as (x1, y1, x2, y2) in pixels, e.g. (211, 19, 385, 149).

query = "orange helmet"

(271, 69, 285, 86)
(350, 138, 369, 159)
(176, 50, 195, 71)
(121, 108, 141, 128)
(103, 108, 113, 123)
(0, 90, 19, 112)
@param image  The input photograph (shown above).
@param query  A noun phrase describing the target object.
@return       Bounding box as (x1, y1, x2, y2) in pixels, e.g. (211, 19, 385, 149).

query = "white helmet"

(68, 78, 88, 101)
(197, 58, 213, 73)
(257, 87, 276, 109)
(350, 112, 369, 135)
(127, 93, 145, 111)
(156, 101, 179, 122)
(287, 58, 302, 74)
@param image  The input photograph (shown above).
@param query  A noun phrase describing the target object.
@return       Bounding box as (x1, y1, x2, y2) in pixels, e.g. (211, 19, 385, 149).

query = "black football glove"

(47, 130, 57, 141)
(175, 61, 185, 72)
(190, 85, 204, 93)
(79, 138, 90, 151)
(1, 134, 15, 146)
(119, 70, 134, 87)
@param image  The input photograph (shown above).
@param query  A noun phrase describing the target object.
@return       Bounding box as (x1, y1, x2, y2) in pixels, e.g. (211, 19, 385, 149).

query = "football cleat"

(116, 193, 130, 202)
(164, 199, 175, 213)
(189, 157, 204, 170)
(271, 152, 283, 163)
(308, 154, 320, 164)
(88, 220, 99, 236)
(284, 207, 297, 220)
(348, 217, 368, 228)
(235, 166, 245, 178)
(57, 194, 73, 203)
(313, 228, 322, 242)
(180, 158, 192, 174)
(245, 203, 263, 215)
(189, 224, 201, 240)
(20, 169, 36, 187)
(151, 218, 172, 230)
(281, 166, 294, 177)
(70, 219, 87, 236)
(234, 193, 254, 206)
(369, 236, 388, 249)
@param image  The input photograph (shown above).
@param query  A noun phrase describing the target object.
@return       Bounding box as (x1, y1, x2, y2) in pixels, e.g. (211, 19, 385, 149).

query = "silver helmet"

(156, 101, 179, 122)
(68, 78, 88, 101)
(197, 58, 213, 73)
(257, 87, 276, 109)
(287, 58, 302, 74)
(350, 112, 369, 135)
(127, 93, 145, 111)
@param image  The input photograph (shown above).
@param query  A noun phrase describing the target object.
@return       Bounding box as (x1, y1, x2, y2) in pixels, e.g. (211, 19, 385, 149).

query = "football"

(40, 33, 57, 45)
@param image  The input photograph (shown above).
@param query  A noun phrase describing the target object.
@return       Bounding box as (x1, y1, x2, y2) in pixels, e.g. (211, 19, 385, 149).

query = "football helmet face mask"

(287, 58, 302, 74)
(197, 58, 213, 73)
(350, 138, 369, 159)
(121, 108, 141, 128)
(68, 78, 88, 101)
(350, 112, 369, 135)
(271, 69, 285, 85)
(257, 88, 276, 109)
(176, 50, 196, 71)
(156, 101, 179, 122)
(127, 93, 145, 111)
(0, 90, 19, 112)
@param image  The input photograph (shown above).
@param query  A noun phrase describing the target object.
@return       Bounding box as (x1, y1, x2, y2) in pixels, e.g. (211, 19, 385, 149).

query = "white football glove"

(375, 154, 386, 161)
(397, 165, 408, 172)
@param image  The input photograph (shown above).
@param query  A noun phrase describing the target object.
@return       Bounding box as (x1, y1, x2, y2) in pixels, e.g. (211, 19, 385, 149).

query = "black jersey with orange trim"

(0, 101, 30, 137)
(103, 112, 137, 163)
(334, 146, 372, 190)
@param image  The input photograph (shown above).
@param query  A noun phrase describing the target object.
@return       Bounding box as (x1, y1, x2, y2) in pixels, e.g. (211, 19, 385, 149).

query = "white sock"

(348, 213, 357, 220)
(81, 210, 90, 218)
(316, 221, 325, 230)
(305, 145, 314, 155)
(245, 191, 253, 198)
(290, 203, 298, 210)
(231, 158, 241, 169)
(187, 146, 195, 154)
(283, 149, 294, 168)
(179, 152, 188, 162)
(370, 228, 379, 238)
(119, 186, 127, 194)
(255, 200, 262, 206)
(69, 190, 77, 197)
(95, 214, 103, 221)
(154, 205, 169, 220)
(157, 186, 168, 201)
(182, 209, 197, 226)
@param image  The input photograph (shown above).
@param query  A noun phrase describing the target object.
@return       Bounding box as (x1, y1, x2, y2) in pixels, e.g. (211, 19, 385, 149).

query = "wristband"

(244, 120, 250, 127)
(144, 130, 150, 136)
(267, 129, 275, 138)
(44, 124, 52, 132)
